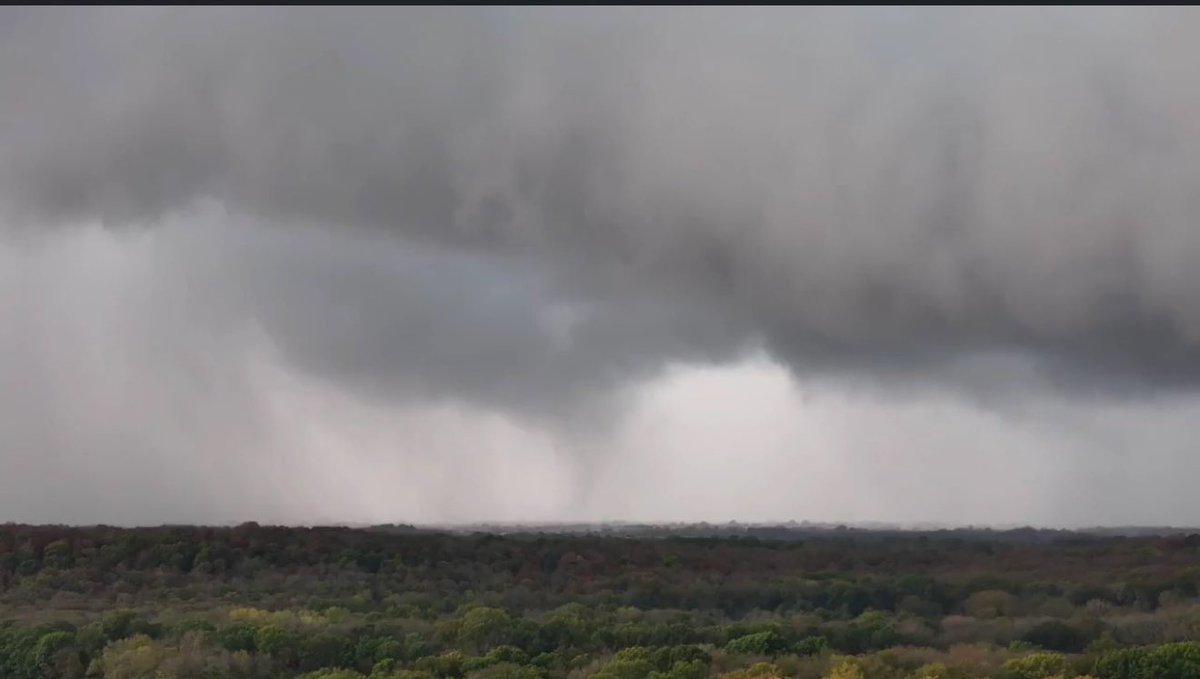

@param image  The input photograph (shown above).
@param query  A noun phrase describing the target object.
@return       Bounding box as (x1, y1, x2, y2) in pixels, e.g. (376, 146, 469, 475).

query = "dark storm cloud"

(4, 6, 1200, 400)
(193, 217, 749, 425)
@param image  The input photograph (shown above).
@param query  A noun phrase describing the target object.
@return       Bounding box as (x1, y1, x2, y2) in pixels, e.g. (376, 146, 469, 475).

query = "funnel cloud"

(3, 7, 1200, 526)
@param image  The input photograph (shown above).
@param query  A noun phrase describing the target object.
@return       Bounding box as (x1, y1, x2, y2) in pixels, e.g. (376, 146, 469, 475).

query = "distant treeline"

(397, 523, 1200, 543)
(2, 523, 1200, 678)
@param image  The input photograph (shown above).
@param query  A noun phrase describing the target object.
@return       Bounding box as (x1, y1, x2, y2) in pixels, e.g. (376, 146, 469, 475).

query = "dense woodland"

(3, 524, 1200, 678)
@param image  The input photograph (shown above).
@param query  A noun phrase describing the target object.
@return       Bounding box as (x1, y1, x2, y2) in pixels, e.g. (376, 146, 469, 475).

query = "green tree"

(726, 631, 789, 656)
(459, 608, 514, 654)
(86, 634, 164, 679)
(1001, 652, 1072, 679)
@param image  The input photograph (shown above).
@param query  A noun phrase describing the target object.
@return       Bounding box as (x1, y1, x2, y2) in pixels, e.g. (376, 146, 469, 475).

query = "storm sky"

(3, 7, 1200, 527)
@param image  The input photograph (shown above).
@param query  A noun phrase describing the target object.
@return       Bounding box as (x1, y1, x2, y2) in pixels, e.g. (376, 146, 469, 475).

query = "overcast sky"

(3, 7, 1200, 527)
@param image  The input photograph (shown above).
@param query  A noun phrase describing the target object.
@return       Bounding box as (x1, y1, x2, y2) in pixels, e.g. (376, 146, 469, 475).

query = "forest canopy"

(2, 524, 1200, 678)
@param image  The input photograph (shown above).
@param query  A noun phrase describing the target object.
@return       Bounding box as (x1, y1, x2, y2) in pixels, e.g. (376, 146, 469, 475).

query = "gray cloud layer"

(5, 7, 1200, 401)
(5, 8, 1200, 525)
